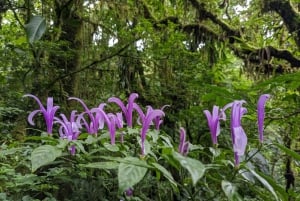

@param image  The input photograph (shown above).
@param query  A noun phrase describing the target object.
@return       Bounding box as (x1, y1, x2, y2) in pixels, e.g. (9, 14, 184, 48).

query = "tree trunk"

(51, 0, 84, 98)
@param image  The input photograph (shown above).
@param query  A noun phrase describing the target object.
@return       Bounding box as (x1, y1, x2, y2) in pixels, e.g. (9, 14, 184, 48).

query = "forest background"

(2, 0, 300, 200)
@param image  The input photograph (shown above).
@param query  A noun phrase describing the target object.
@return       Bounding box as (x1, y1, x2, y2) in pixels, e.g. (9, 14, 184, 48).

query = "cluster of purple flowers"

(24, 93, 271, 166)
(204, 94, 271, 166)
(24, 93, 166, 156)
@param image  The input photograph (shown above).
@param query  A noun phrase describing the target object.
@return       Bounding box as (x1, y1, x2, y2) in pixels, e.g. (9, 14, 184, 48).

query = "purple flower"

(108, 93, 139, 127)
(230, 100, 248, 166)
(23, 94, 59, 134)
(134, 105, 168, 130)
(139, 109, 165, 155)
(153, 105, 169, 130)
(92, 108, 119, 145)
(114, 112, 125, 142)
(125, 188, 133, 196)
(257, 94, 271, 143)
(178, 127, 189, 156)
(54, 111, 81, 155)
(69, 97, 106, 134)
(204, 106, 222, 145)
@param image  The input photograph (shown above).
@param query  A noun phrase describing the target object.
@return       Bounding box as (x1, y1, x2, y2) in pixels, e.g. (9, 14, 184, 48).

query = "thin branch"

(267, 110, 300, 121)
(47, 42, 132, 87)
(187, 0, 240, 37)
(262, 0, 300, 47)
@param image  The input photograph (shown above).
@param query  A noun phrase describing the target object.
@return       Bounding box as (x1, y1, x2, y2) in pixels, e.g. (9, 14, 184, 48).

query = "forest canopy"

(1, 0, 300, 200)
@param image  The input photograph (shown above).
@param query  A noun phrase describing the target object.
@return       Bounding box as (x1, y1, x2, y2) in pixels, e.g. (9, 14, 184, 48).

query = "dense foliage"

(1, 0, 300, 200)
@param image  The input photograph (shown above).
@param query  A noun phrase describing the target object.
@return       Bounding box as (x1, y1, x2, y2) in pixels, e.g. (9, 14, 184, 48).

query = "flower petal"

(233, 126, 247, 156)
(28, 110, 41, 125)
(257, 94, 271, 143)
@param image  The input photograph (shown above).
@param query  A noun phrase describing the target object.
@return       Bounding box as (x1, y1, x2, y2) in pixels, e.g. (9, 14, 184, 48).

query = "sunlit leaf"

(248, 169, 279, 201)
(172, 151, 205, 185)
(103, 142, 119, 152)
(221, 180, 243, 201)
(101, 156, 151, 168)
(24, 16, 46, 44)
(151, 162, 177, 187)
(31, 145, 62, 172)
(274, 143, 300, 161)
(118, 158, 148, 193)
(81, 161, 119, 169)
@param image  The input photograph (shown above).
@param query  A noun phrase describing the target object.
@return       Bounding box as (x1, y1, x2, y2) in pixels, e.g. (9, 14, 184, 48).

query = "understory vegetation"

(1, 0, 300, 200)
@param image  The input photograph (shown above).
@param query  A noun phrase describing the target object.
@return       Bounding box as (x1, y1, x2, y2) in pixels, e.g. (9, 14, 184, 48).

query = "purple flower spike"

(54, 111, 81, 155)
(140, 109, 165, 155)
(125, 188, 133, 196)
(108, 93, 139, 127)
(94, 109, 118, 145)
(230, 100, 247, 167)
(178, 127, 189, 156)
(154, 105, 169, 130)
(204, 106, 222, 145)
(257, 94, 271, 143)
(69, 97, 106, 134)
(54, 111, 81, 141)
(24, 94, 59, 134)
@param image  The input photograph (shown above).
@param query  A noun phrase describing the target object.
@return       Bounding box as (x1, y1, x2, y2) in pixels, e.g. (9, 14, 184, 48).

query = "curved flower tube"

(257, 94, 271, 143)
(178, 127, 189, 156)
(204, 106, 222, 145)
(139, 109, 165, 155)
(108, 93, 139, 127)
(230, 100, 247, 166)
(54, 111, 81, 155)
(69, 97, 106, 134)
(23, 94, 59, 134)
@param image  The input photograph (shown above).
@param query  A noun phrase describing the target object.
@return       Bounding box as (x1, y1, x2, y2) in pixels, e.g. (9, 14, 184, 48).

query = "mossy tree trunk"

(51, 0, 84, 99)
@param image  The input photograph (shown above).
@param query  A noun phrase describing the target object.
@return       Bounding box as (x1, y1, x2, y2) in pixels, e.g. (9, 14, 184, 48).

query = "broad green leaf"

(101, 156, 151, 168)
(161, 147, 180, 170)
(31, 145, 62, 172)
(151, 162, 177, 187)
(172, 151, 205, 185)
(249, 168, 287, 200)
(81, 161, 119, 169)
(248, 169, 279, 201)
(103, 142, 119, 152)
(118, 159, 148, 193)
(148, 130, 159, 143)
(274, 143, 300, 161)
(24, 16, 46, 44)
(159, 135, 173, 147)
(221, 180, 243, 201)
(56, 139, 69, 149)
(72, 140, 88, 154)
(85, 135, 98, 144)
(248, 149, 269, 174)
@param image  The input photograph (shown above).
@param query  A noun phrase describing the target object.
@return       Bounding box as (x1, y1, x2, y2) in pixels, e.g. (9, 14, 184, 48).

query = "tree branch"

(262, 0, 300, 47)
(235, 45, 300, 67)
(47, 42, 132, 87)
(187, 0, 240, 38)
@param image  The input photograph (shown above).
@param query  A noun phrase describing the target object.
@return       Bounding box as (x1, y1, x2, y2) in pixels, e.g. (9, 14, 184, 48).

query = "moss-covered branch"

(262, 0, 300, 47)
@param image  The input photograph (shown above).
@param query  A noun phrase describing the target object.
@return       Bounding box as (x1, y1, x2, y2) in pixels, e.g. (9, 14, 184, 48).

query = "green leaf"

(31, 145, 62, 172)
(151, 162, 177, 187)
(101, 156, 151, 168)
(221, 180, 243, 201)
(172, 151, 205, 185)
(81, 161, 119, 169)
(249, 168, 287, 200)
(248, 169, 279, 201)
(274, 143, 300, 161)
(118, 158, 148, 193)
(72, 140, 88, 154)
(103, 142, 119, 152)
(24, 16, 46, 44)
